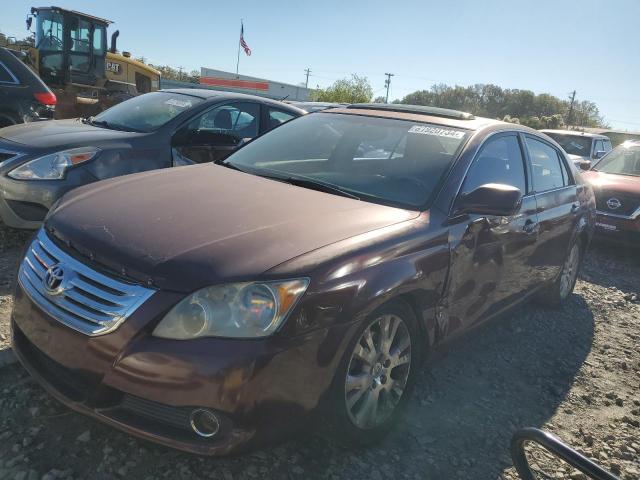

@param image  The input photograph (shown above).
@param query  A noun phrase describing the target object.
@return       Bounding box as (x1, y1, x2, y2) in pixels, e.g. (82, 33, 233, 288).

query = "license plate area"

(596, 221, 617, 231)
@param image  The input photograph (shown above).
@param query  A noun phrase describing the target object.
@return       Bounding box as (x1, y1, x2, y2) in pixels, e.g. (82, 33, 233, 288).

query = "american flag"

(240, 22, 251, 56)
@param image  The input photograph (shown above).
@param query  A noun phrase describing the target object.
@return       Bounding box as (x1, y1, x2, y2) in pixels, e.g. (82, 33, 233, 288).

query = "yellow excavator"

(1, 6, 160, 118)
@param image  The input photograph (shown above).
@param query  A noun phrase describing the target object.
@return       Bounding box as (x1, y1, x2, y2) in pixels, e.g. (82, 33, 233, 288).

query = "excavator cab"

(32, 6, 108, 88)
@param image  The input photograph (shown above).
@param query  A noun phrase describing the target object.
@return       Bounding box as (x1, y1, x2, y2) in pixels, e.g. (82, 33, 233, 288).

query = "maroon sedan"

(11, 104, 595, 455)
(582, 140, 640, 246)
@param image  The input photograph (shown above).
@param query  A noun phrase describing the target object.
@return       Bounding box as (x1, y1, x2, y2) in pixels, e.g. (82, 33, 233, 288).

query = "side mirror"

(593, 150, 606, 160)
(455, 183, 522, 217)
(236, 137, 253, 148)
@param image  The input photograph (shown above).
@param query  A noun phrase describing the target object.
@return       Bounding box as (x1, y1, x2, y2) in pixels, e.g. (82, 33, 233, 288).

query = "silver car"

(541, 129, 612, 170)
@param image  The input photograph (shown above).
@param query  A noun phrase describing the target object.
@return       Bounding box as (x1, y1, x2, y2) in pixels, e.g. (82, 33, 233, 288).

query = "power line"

(567, 90, 576, 125)
(384, 72, 394, 103)
(304, 68, 311, 88)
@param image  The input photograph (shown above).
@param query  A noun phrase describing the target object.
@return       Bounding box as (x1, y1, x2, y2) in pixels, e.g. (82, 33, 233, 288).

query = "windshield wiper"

(218, 165, 360, 200)
(86, 117, 144, 133)
(218, 161, 249, 172)
(281, 175, 361, 200)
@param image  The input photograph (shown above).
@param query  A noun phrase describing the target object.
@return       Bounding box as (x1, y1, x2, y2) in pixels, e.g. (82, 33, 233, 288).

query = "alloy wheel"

(344, 314, 412, 430)
(559, 243, 580, 299)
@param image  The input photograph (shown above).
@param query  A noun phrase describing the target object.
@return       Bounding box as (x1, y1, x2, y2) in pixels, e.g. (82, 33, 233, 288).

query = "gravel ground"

(0, 225, 638, 480)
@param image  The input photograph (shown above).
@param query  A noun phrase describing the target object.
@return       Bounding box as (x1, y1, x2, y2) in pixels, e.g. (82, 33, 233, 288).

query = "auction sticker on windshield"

(165, 98, 193, 108)
(408, 125, 466, 139)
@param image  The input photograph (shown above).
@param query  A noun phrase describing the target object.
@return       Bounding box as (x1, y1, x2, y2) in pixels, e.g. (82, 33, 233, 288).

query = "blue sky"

(2, 0, 639, 129)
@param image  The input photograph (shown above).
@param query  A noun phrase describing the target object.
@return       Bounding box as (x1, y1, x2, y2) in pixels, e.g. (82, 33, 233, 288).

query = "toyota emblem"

(43, 264, 66, 295)
(606, 197, 622, 210)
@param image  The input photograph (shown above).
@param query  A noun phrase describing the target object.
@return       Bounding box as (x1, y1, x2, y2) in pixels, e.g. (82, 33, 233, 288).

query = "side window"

(526, 137, 568, 192)
(594, 139, 604, 156)
(462, 135, 527, 195)
(267, 108, 296, 131)
(603, 139, 612, 152)
(0, 63, 17, 84)
(190, 102, 260, 138)
(93, 26, 106, 56)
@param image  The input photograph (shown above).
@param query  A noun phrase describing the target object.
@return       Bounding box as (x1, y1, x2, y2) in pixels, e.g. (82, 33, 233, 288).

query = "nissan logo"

(606, 197, 622, 210)
(43, 264, 66, 295)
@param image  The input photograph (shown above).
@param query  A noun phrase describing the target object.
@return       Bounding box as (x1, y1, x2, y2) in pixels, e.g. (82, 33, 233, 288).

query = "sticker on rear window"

(165, 98, 192, 108)
(408, 125, 465, 139)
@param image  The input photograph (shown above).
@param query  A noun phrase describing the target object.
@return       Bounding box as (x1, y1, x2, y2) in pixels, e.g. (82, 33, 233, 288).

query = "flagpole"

(236, 19, 242, 78)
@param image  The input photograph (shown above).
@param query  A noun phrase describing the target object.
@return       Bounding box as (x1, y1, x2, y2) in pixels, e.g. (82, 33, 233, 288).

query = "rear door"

(444, 132, 539, 334)
(524, 134, 579, 282)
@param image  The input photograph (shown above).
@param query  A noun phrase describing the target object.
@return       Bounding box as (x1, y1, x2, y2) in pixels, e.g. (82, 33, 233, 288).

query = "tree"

(147, 64, 200, 84)
(310, 74, 373, 103)
(398, 83, 607, 128)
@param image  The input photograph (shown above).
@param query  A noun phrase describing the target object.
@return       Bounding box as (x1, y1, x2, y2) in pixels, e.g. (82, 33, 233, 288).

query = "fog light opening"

(190, 409, 220, 438)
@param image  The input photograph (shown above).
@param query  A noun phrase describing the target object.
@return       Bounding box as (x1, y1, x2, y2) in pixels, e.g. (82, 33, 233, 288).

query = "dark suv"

(11, 104, 595, 455)
(0, 47, 56, 127)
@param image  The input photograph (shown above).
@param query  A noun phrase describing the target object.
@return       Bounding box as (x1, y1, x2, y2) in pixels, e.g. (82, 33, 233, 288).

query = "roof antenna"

(280, 94, 289, 101)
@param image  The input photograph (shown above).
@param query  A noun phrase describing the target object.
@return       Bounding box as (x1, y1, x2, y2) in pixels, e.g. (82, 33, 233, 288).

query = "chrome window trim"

(0, 61, 20, 85)
(530, 184, 576, 196)
(18, 228, 156, 336)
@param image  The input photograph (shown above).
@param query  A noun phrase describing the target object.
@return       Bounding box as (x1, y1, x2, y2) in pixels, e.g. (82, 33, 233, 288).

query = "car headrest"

(214, 110, 232, 130)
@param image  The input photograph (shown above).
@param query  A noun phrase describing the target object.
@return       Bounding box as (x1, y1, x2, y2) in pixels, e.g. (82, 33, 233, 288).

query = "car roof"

(0, 47, 52, 92)
(324, 103, 508, 131)
(33, 6, 112, 25)
(159, 88, 305, 113)
(540, 129, 609, 139)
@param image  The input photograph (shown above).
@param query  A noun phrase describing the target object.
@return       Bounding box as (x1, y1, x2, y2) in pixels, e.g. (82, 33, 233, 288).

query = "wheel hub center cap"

(372, 362, 383, 377)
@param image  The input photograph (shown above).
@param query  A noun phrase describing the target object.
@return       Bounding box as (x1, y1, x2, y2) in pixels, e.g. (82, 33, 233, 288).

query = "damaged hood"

(46, 164, 418, 292)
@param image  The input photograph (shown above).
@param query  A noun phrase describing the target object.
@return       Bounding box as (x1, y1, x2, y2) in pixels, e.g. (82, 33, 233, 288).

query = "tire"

(538, 239, 582, 307)
(328, 299, 422, 446)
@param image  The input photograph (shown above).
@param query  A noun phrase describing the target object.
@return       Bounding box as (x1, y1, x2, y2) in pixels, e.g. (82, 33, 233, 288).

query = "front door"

(524, 135, 580, 282)
(443, 133, 539, 337)
(172, 102, 261, 165)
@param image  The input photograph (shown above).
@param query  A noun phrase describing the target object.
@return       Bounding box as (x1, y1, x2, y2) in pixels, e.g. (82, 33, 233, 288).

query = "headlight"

(8, 147, 100, 180)
(153, 279, 309, 339)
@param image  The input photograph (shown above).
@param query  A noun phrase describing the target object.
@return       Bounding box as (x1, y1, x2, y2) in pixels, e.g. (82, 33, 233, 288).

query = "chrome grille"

(595, 191, 640, 218)
(18, 229, 155, 336)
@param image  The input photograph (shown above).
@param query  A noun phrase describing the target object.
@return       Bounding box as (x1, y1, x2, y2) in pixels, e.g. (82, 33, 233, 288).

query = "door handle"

(523, 220, 538, 234)
(571, 203, 580, 213)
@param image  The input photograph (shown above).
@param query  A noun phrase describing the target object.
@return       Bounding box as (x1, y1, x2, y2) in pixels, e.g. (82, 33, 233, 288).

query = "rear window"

(544, 133, 592, 157)
(226, 112, 470, 209)
(0, 62, 17, 84)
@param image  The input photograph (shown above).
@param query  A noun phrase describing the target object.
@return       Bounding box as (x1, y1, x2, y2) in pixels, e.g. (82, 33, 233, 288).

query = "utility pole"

(178, 66, 184, 81)
(304, 68, 311, 88)
(567, 90, 576, 128)
(384, 73, 394, 103)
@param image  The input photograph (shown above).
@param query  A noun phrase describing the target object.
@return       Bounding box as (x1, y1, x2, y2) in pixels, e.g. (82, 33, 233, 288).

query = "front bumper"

(11, 279, 343, 455)
(594, 211, 640, 246)
(0, 168, 96, 229)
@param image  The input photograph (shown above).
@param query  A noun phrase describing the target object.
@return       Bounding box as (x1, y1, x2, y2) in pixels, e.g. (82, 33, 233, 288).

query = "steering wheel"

(42, 36, 63, 50)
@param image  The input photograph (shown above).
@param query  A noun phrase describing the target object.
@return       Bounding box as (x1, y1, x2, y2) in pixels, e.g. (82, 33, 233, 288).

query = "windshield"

(225, 112, 470, 209)
(92, 92, 204, 132)
(35, 10, 64, 51)
(593, 144, 640, 176)
(545, 133, 592, 157)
